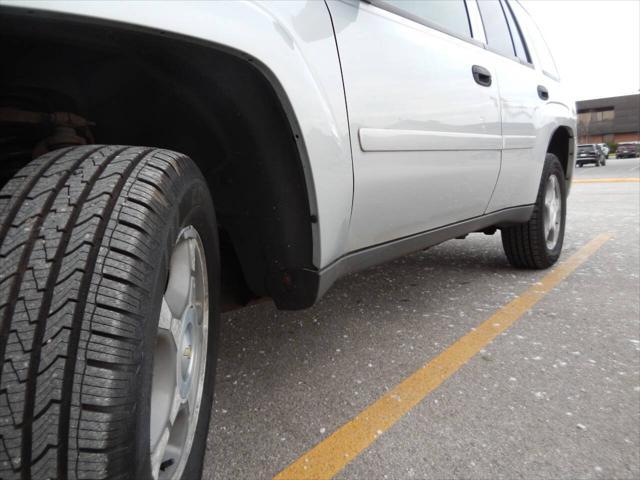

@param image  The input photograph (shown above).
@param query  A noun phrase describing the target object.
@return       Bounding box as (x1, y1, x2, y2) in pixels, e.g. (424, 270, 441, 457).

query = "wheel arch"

(546, 125, 576, 191)
(0, 4, 347, 309)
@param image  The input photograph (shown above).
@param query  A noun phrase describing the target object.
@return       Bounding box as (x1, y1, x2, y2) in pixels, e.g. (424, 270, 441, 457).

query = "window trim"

(502, 0, 532, 63)
(366, 0, 484, 48)
(364, 0, 534, 70)
(510, 0, 561, 79)
(475, 0, 534, 68)
(465, 0, 487, 44)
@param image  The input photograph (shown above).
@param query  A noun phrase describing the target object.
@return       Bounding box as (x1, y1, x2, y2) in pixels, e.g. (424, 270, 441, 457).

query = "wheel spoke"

(550, 208, 557, 238)
(163, 444, 183, 470)
(158, 297, 181, 351)
(186, 321, 203, 412)
(170, 382, 183, 425)
(151, 426, 171, 480)
(158, 297, 173, 331)
(545, 183, 553, 207)
(165, 239, 193, 318)
(188, 272, 197, 307)
(543, 207, 551, 234)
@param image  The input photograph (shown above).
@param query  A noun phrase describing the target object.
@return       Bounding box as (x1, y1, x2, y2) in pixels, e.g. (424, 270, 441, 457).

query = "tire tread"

(0, 146, 198, 479)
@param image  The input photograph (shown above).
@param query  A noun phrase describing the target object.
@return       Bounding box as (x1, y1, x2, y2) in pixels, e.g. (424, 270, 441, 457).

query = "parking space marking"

(573, 178, 640, 184)
(274, 233, 613, 480)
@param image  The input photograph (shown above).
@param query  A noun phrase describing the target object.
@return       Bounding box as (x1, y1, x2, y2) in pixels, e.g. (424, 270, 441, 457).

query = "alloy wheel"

(150, 226, 209, 480)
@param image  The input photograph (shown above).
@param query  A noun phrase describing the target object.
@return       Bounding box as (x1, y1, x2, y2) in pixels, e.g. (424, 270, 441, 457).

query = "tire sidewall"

(135, 169, 219, 480)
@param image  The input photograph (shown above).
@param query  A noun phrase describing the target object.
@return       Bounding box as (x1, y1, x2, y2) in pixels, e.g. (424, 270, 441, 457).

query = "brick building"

(577, 94, 640, 144)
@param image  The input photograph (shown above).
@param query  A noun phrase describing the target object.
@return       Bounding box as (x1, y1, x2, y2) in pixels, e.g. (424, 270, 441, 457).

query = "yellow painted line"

(573, 177, 640, 184)
(274, 233, 613, 480)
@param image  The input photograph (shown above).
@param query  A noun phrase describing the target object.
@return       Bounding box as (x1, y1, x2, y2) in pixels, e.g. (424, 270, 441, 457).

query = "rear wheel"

(501, 153, 566, 269)
(0, 146, 219, 479)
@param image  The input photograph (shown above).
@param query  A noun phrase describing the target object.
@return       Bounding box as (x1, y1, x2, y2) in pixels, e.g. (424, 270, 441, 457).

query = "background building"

(577, 94, 640, 144)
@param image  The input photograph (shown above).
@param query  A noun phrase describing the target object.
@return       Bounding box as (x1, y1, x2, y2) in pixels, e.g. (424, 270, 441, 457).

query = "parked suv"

(616, 142, 640, 158)
(0, 1, 575, 479)
(577, 143, 607, 167)
(598, 143, 610, 157)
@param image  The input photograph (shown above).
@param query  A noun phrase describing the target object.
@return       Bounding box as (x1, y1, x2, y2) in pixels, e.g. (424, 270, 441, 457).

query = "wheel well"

(547, 126, 574, 177)
(0, 10, 316, 310)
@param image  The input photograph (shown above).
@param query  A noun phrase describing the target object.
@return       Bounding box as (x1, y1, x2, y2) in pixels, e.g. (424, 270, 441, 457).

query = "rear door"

(480, 0, 544, 211)
(326, 0, 502, 251)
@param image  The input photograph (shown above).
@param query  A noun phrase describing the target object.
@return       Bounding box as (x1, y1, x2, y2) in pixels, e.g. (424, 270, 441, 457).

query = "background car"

(598, 143, 610, 157)
(576, 144, 606, 167)
(616, 142, 640, 158)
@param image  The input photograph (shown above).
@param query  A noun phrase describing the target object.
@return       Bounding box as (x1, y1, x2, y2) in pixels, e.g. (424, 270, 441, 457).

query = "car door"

(326, 0, 502, 252)
(479, 0, 543, 212)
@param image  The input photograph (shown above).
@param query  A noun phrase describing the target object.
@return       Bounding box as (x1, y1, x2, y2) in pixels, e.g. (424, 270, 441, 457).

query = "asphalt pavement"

(203, 157, 640, 480)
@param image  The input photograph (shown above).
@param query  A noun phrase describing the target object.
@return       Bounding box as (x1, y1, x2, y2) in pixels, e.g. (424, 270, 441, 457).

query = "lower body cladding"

(314, 205, 534, 300)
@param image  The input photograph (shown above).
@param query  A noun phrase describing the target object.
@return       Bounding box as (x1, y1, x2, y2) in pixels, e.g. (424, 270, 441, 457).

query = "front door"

(327, 0, 503, 251)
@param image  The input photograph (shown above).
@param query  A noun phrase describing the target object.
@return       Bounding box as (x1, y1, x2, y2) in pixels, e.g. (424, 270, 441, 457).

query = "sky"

(521, 0, 640, 101)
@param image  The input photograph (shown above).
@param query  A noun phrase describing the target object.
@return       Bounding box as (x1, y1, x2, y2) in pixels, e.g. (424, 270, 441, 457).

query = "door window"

(477, 0, 515, 57)
(377, 0, 472, 38)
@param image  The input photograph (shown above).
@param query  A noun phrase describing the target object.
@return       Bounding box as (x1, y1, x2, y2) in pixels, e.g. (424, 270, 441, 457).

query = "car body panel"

(0, 0, 354, 270)
(0, 0, 577, 297)
(487, 0, 575, 210)
(326, 0, 503, 251)
(483, 50, 540, 212)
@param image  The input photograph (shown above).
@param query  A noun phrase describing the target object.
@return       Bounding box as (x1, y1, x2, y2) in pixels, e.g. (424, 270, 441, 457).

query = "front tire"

(501, 153, 567, 269)
(0, 146, 219, 480)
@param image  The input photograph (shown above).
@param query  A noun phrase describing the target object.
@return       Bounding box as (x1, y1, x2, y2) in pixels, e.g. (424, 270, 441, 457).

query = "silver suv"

(0, 1, 575, 479)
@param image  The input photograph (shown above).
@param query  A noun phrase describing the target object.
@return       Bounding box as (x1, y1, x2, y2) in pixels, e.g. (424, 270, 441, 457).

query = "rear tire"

(501, 153, 566, 269)
(0, 146, 219, 479)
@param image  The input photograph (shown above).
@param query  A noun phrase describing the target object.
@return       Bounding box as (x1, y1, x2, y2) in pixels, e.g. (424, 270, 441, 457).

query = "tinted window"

(502, 0, 529, 62)
(477, 0, 515, 57)
(381, 0, 472, 38)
